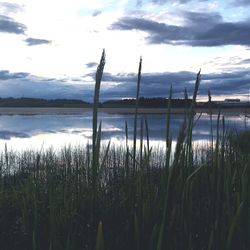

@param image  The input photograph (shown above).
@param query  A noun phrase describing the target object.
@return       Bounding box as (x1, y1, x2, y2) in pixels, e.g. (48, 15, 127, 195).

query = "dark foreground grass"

(0, 51, 250, 250)
(0, 133, 249, 250)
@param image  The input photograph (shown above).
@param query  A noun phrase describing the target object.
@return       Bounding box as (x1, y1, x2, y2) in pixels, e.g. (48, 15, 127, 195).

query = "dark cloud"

(0, 131, 29, 140)
(137, 0, 209, 6)
(1, 68, 249, 101)
(199, 70, 250, 97)
(0, 71, 93, 100)
(183, 11, 222, 26)
(152, 0, 195, 4)
(232, 0, 250, 6)
(86, 69, 250, 100)
(0, 15, 26, 34)
(0, 2, 23, 13)
(92, 10, 102, 17)
(86, 62, 98, 68)
(241, 58, 250, 64)
(0, 70, 29, 80)
(110, 11, 250, 47)
(25, 37, 51, 46)
(98, 71, 195, 99)
(41, 78, 57, 82)
(136, 0, 143, 6)
(101, 71, 195, 85)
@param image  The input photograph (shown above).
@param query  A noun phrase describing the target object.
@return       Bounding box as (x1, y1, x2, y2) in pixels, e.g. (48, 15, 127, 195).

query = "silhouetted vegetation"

(102, 97, 192, 108)
(1, 97, 249, 109)
(198, 101, 250, 109)
(0, 97, 90, 107)
(0, 97, 193, 108)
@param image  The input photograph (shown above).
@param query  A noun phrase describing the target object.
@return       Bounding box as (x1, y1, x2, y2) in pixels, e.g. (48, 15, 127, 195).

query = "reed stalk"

(133, 57, 142, 172)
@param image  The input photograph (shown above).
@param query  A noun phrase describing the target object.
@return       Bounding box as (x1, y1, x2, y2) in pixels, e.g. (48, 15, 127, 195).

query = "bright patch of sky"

(0, 0, 250, 101)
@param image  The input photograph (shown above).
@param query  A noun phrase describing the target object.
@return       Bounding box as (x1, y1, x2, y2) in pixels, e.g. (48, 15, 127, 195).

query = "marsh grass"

(0, 51, 249, 250)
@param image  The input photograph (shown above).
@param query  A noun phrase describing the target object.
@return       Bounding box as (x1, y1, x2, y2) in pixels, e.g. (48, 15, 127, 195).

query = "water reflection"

(0, 112, 248, 151)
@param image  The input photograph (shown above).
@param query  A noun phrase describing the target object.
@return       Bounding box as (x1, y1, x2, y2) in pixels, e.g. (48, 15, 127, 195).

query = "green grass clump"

(0, 51, 249, 250)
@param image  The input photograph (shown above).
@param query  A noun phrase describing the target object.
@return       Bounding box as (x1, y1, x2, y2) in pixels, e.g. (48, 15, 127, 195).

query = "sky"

(0, 0, 250, 102)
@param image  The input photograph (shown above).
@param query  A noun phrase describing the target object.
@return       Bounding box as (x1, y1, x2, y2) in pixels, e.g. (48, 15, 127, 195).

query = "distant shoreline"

(0, 107, 250, 115)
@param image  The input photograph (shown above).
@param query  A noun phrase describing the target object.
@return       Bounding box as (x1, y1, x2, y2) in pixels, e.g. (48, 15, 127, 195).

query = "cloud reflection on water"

(0, 112, 248, 151)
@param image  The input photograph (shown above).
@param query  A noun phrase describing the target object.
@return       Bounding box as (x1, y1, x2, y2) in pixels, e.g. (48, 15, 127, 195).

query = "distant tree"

(0, 97, 90, 107)
(101, 97, 192, 108)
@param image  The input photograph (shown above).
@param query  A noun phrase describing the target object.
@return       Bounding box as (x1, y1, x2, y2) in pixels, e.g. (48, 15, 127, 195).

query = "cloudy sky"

(0, 0, 250, 102)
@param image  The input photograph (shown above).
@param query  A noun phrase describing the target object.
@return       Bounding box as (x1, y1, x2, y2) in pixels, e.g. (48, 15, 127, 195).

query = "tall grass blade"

(133, 56, 142, 171)
(95, 221, 105, 250)
(165, 85, 172, 169)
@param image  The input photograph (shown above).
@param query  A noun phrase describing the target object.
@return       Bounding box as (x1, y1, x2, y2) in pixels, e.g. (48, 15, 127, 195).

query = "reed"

(133, 56, 142, 172)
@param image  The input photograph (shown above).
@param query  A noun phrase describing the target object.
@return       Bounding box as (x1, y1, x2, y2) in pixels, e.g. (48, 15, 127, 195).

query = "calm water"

(0, 112, 248, 151)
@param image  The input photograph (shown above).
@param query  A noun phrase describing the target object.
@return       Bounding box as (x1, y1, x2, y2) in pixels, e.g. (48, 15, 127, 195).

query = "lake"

(0, 112, 249, 151)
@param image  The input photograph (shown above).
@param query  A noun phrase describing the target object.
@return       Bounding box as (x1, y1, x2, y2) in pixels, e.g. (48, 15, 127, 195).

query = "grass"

(0, 51, 249, 250)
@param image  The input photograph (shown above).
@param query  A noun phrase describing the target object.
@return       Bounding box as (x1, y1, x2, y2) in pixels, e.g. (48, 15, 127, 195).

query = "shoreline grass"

(0, 131, 249, 250)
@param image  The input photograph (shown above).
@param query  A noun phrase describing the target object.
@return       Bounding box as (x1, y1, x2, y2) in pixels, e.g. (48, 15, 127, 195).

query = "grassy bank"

(0, 51, 249, 250)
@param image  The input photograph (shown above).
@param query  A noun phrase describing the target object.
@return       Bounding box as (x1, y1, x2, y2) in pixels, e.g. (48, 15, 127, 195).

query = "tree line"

(0, 97, 193, 108)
